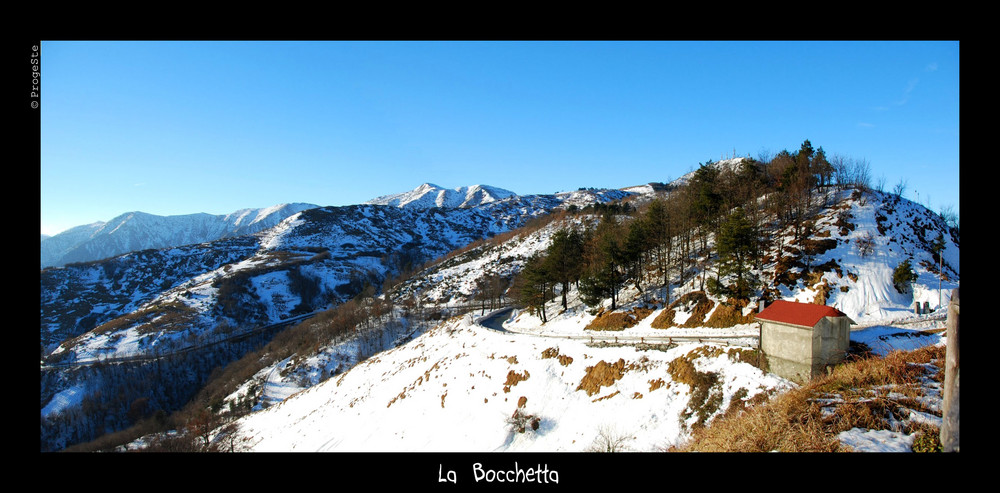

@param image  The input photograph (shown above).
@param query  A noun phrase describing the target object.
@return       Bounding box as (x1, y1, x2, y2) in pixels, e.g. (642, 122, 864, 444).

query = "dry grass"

(503, 370, 530, 393)
(585, 306, 654, 331)
(651, 291, 715, 329)
(704, 302, 755, 327)
(541, 347, 574, 366)
(576, 358, 628, 397)
(673, 344, 946, 452)
(649, 308, 675, 329)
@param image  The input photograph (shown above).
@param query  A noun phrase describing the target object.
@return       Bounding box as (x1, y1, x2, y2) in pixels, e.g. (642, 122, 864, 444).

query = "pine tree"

(545, 228, 585, 310)
(579, 217, 626, 311)
(892, 258, 918, 294)
(716, 207, 759, 300)
(515, 254, 553, 323)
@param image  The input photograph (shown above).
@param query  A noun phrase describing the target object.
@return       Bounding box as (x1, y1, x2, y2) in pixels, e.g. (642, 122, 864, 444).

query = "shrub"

(506, 408, 540, 434)
(892, 258, 918, 294)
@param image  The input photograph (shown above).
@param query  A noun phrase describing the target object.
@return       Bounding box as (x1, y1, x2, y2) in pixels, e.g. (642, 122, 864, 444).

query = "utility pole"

(941, 288, 959, 452)
(939, 250, 943, 310)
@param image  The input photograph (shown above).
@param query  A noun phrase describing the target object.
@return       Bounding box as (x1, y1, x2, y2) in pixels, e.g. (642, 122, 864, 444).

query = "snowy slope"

(227, 313, 791, 452)
(772, 189, 959, 324)
(216, 184, 957, 452)
(226, 305, 945, 452)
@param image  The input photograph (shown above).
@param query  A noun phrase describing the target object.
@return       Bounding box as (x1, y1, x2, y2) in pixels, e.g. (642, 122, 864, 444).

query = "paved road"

(476, 307, 516, 332)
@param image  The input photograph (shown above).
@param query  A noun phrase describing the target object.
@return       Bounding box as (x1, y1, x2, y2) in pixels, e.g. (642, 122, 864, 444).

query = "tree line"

(510, 140, 881, 318)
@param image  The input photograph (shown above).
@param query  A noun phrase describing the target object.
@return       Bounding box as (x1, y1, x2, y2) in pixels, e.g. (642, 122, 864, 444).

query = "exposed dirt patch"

(668, 355, 723, 428)
(813, 279, 833, 305)
(801, 238, 838, 257)
(576, 358, 630, 397)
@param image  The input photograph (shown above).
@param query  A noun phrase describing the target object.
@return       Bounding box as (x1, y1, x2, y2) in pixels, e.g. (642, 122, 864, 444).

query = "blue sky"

(40, 40, 959, 236)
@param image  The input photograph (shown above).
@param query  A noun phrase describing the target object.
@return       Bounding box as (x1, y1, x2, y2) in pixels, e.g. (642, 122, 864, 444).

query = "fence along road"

(475, 307, 760, 348)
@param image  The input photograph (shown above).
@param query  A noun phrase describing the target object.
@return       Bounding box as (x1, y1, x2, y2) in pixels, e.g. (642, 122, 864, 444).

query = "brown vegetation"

(576, 358, 628, 396)
(541, 347, 574, 366)
(651, 291, 715, 329)
(585, 306, 654, 331)
(704, 301, 755, 327)
(673, 344, 946, 452)
(503, 370, 530, 393)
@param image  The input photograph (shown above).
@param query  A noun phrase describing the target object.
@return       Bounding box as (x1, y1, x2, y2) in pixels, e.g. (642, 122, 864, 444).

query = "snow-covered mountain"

(365, 183, 518, 209)
(366, 182, 654, 213)
(40, 203, 318, 268)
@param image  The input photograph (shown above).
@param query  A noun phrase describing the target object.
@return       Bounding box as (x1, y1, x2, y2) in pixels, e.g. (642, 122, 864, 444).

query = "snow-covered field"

(224, 301, 946, 452)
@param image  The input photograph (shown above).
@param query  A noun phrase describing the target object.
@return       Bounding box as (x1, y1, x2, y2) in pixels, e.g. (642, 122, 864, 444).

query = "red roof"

(755, 300, 849, 328)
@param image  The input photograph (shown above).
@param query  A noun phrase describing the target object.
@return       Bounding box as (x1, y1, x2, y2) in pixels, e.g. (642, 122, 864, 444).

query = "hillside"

(40, 156, 959, 453)
(39, 186, 640, 451)
(205, 185, 956, 452)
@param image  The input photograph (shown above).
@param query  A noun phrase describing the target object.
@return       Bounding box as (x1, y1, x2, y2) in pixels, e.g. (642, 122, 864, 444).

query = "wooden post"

(941, 288, 959, 452)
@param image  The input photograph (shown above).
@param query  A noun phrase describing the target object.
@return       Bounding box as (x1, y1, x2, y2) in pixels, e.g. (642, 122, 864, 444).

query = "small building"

(756, 300, 856, 382)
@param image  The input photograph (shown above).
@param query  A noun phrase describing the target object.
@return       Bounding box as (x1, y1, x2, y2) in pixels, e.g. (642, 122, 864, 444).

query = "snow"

(222, 300, 946, 452)
(838, 428, 915, 452)
(41, 384, 87, 418)
(229, 313, 788, 451)
(365, 183, 518, 209)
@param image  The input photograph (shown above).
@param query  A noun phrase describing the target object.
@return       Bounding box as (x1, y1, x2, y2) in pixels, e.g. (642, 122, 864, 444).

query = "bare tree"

(874, 174, 887, 194)
(853, 158, 872, 192)
(892, 178, 908, 199)
(856, 231, 876, 258)
(589, 424, 630, 452)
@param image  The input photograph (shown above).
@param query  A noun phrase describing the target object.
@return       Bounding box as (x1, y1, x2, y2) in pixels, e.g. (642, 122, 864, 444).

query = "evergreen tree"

(622, 218, 647, 292)
(579, 217, 626, 310)
(716, 207, 759, 299)
(545, 228, 585, 310)
(892, 258, 918, 294)
(643, 198, 671, 289)
(515, 254, 553, 322)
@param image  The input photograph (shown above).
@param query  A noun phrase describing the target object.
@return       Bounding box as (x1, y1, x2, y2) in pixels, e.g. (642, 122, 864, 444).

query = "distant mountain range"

(41, 180, 659, 269)
(40, 203, 319, 268)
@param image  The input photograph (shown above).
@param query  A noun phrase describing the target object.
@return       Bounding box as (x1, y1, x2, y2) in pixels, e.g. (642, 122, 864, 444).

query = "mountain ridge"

(40, 203, 319, 268)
